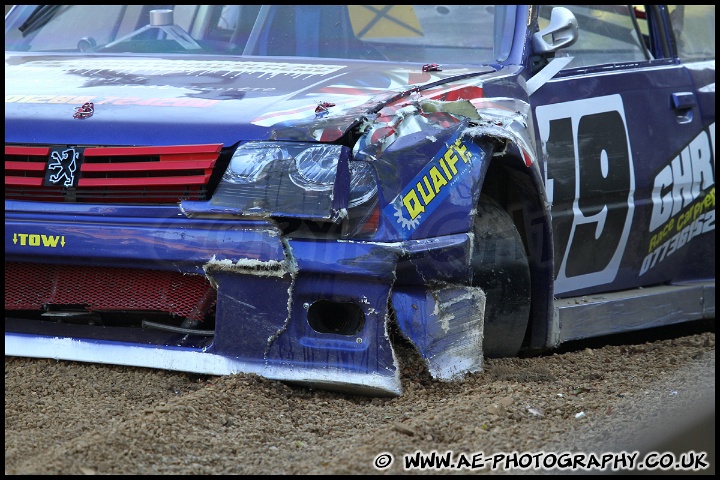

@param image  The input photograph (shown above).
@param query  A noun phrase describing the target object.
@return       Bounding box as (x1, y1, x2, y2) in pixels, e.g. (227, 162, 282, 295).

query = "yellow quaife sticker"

(385, 130, 481, 238)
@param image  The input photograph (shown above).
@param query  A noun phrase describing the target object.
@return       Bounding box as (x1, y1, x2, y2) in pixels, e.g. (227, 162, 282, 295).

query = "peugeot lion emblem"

(45, 147, 81, 188)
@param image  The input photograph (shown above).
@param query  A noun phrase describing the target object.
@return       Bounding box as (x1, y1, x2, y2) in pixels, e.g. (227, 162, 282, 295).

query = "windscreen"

(5, 5, 516, 64)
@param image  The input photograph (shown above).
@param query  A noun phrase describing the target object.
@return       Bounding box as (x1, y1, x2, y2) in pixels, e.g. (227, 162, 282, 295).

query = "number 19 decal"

(536, 95, 635, 295)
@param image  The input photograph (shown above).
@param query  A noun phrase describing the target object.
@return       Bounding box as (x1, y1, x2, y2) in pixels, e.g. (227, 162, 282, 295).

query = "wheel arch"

(476, 140, 557, 354)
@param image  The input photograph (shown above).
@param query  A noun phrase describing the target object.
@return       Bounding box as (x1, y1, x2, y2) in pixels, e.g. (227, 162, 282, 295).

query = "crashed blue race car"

(5, 5, 715, 395)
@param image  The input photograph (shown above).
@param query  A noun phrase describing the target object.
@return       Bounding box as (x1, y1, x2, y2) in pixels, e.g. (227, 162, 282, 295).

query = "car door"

(529, 5, 712, 297)
(660, 5, 716, 284)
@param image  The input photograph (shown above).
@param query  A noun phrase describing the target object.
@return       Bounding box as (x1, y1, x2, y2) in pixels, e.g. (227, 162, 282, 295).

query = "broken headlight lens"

(341, 160, 379, 239)
(212, 142, 378, 238)
(213, 141, 344, 219)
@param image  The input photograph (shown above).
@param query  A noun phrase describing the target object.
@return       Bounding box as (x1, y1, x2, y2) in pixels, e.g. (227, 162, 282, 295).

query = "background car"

(4, 5, 715, 395)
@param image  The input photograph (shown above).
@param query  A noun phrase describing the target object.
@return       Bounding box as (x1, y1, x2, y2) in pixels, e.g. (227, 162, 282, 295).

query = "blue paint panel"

(288, 238, 399, 279)
(208, 237, 401, 379)
(395, 233, 474, 284)
(6, 210, 286, 273)
(265, 274, 397, 376)
(208, 270, 294, 360)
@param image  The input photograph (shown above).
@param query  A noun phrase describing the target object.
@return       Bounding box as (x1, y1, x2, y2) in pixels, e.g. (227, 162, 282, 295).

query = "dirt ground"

(5, 320, 715, 475)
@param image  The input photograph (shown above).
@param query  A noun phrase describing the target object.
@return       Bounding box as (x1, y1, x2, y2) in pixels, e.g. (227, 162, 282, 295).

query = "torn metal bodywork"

(201, 95, 502, 394)
(195, 95, 509, 393)
(198, 201, 491, 395)
(393, 285, 486, 380)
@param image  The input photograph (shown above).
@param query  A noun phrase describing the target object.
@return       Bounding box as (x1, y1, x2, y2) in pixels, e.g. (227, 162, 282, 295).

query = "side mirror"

(533, 7, 579, 54)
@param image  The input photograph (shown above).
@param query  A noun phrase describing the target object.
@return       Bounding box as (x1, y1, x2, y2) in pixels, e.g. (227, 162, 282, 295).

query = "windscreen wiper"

(18, 5, 61, 37)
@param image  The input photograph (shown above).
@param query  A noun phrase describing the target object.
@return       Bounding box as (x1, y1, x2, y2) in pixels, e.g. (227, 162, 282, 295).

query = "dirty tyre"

(471, 195, 531, 357)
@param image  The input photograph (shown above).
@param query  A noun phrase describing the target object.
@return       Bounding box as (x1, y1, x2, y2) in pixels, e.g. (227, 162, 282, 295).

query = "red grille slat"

(5, 146, 50, 156)
(81, 159, 216, 172)
(5, 262, 217, 322)
(6, 177, 44, 186)
(79, 174, 211, 187)
(5, 146, 49, 189)
(5, 143, 223, 204)
(6, 161, 47, 171)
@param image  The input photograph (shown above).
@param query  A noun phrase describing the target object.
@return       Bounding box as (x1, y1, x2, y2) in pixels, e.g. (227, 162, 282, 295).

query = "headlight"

(289, 145, 339, 192)
(212, 142, 377, 238)
(347, 161, 377, 208)
(210, 142, 379, 238)
(224, 143, 287, 184)
(341, 161, 380, 239)
(214, 142, 345, 220)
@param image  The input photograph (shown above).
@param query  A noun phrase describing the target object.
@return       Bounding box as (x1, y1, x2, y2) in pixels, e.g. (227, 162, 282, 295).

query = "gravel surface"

(5, 320, 715, 475)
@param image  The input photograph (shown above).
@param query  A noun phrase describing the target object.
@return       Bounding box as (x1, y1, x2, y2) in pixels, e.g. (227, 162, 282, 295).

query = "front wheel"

(471, 195, 531, 357)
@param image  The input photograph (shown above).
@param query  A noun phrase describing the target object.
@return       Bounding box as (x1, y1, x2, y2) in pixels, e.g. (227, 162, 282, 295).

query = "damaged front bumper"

(5, 201, 484, 396)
